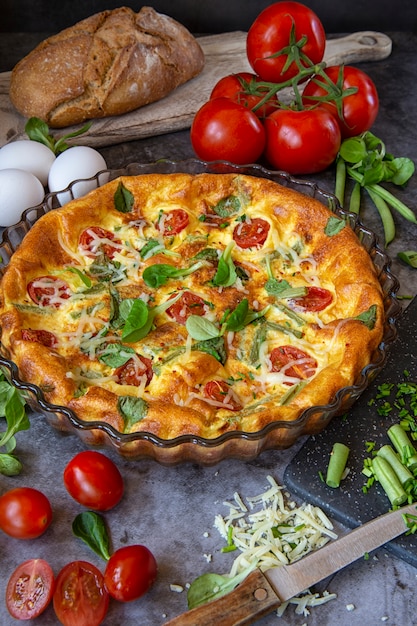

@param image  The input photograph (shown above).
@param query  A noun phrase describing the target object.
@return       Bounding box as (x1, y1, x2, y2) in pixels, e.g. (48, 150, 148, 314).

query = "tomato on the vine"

(302, 65, 379, 137)
(264, 107, 341, 174)
(0, 487, 53, 539)
(6, 559, 55, 620)
(210, 72, 279, 118)
(246, 1, 326, 83)
(63, 450, 124, 511)
(104, 544, 158, 602)
(53, 561, 109, 626)
(190, 97, 266, 164)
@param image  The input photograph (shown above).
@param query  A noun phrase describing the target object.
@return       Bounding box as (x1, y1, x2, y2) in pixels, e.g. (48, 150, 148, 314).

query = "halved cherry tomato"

(157, 208, 189, 235)
(233, 217, 270, 249)
(114, 355, 154, 387)
(210, 72, 279, 118)
(21, 328, 58, 347)
(6, 558, 55, 620)
(191, 97, 266, 164)
(270, 345, 317, 380)
(53, 561, 109, 626)
(166, 291, 207, 324)
(63, 450, 124, 511)
(288, 286, 333, 312)
(204, 380, 243, 411)
(246, 1, 326, 82)
(104, 545, 158, 602)
(0, 487, 53, 539)
(264, 107, 341, 174)
(302, 65, 379, 138)
(27, 276, 71, 308)
(79, 226, 120, 259)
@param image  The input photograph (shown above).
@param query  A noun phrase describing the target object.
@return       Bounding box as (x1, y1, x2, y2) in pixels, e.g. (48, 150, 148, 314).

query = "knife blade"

(164, 502, 417, 625)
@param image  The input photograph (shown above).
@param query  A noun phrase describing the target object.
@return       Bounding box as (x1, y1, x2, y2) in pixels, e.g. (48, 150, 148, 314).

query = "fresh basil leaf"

(339, 136, 367, 164)
(324, 215, 346, 236)
(192, 336, 227, 365)
(193, 247, 219, 263)
(389, 157, 415, 186)
(118, 396, 148, 431)
(98, 343, 136, 368)
(187, 566, 252, 610)
(212, 195, 241, 218)
(0, 453, 22, 476)
(224, 299, 249, 332)
(121, 299, 149, 342)
(143, 262, 204, 289)
(140, 238, 164, 259)
(355, 304, 377, 329)
(186, 316, 220, 341)
(72, 511, 111, 561)
(66, 266, 92, 288)
(265, 278, 307, 299)
(212, 242, 237, 287)
(114, 181, 134, 213)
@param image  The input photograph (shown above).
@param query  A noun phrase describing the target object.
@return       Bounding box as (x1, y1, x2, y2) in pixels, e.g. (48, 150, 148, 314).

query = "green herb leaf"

(0, 453, 22, 476)
(25, 117, 92, 154)
(121, 299, 149, 342)
(212, 195, 241, 218)
(114, 181, 134, 213)
(142, 262, 204, 289)
(98, 343, 136, 368)
(186, 316, 220, 341)
(66, 266, 93, 288)
(354, 304, 377, 329)
(192, 336, 227, 365)
(265, 278, 307, 299)
(187, 566, 253, 610)
(118, 396, 148, 431)
(140, 238, 165, 260)
(72, 511, 111, 561)
(325, 215, 346, 236)
(212, 242, 237, 287)
(398, 250, 417, 268)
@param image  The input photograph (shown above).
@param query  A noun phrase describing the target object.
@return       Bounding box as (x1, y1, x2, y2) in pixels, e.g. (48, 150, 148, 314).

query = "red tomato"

(64, 450, 124, 511)
(264, 107, 341, 174)
(204, 380, 243, 411)
(114, 355, 154, 387)
(79, 226, 120, 259)
(53, 561, 109, 626)
(6, 558, 55, 620)
(158, 208, 189, 235)
(302, 65, 379, 137)
(210, 72, 279, 118)
(246, 1, 326, 82)
(0, 487, 52, 539)
(270, 345, 317, 380)
(233, 217, 270, 249)
(166, 291, 206, 324)
(21, 328, 58, 347)
(288, 286, 333, 312)
(27, 275, 71, 308)
(190, 98, 266, 164)
(104, 545, 157, 602)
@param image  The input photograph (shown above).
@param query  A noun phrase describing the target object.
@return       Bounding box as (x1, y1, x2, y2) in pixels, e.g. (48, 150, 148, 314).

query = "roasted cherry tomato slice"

(79, 226, 120, 259)
(6, 559, 55, 620)
(204, 380, 243, 411)
(53, 561, 109, 626)
(63, 450, 124, 511)
(104, 545, 158, 602)
(270, 345, 317, 380)
(158, 209, 189, 235)
(0, 487, 53, 539)
(288, 286, 333, 312)
(233, 217, 270, 249)
(27, 276, 71, 308)
(21, 328, 58, 347)
(210, 72, 279, 118)
(114, 355, 154, 387)
(166, 291, 207, 324)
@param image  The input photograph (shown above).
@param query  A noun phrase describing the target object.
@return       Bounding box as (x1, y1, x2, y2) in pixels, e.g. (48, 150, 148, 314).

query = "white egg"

(0, 169, 45, 227)
(48, 146, 109, 205)
(0, 140, 56, 186)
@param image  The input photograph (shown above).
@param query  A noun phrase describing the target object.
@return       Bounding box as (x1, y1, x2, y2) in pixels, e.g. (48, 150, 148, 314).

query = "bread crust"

(9, 6, 205, 127)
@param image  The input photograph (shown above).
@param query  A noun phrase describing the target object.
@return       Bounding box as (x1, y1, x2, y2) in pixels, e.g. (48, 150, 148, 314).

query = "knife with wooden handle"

(164, 502, 417, 625)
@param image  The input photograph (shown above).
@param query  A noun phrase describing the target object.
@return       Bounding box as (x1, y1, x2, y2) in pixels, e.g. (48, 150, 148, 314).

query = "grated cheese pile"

(213, 475, 338, 617)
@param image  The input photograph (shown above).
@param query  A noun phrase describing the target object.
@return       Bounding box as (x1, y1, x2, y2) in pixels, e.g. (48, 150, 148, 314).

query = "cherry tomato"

(114, 355, 154, 387)
(264, 107, 341, 174)
(63, 450, 124, 511)
(6, 558, 55, 620)
(27, 275, 71, 308)
(288, 286, 333, 312)
(210, 72, 279, 118)
(157, 208, 189, 235)
(53, 561, 109, 626)
(104, 545, 157, 602)
(246, 1, 326, 82)
(270, 345, 317, 380)
(0, 487, 53, 539)
(21, 328, 58, 347)
(204, 380, 243, 411)
(190, 98, 266, 164)
(233, 217, 270, 249)
(79, 226, 120, 259)
(166, 291, 206, 324)
(302, 65, 379, 138)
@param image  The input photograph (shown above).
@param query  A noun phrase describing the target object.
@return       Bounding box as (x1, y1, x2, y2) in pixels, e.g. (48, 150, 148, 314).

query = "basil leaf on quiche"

(118, 396, 148, 431)
(325, 215, 346, 236)
(98, 343, 136, 368)
(186, 316, 220, 341)
(354, 304, 377, 329)
(212, 241, 237, 287)
(265, 278, 307, 299)
(142, 261, 205, 288)
(192, 336, 227, 365)
(114, 181, 134, 213)
(212, 195, 241, 218)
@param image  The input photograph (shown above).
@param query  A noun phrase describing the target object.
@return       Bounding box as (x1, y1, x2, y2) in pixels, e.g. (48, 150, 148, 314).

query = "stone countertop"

(1, 31, 417, 626)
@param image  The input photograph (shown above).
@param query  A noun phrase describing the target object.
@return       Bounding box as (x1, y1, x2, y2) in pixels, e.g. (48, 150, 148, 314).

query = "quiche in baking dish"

(0, 173, 385, 439)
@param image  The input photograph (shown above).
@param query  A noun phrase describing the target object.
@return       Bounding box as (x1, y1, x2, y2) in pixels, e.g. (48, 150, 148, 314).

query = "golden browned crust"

(9, 6, 205, 127)
(0, 173, 385, 439)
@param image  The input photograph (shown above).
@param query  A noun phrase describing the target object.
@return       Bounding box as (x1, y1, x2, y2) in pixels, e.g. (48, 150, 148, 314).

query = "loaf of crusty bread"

(9, 6, 205, 128)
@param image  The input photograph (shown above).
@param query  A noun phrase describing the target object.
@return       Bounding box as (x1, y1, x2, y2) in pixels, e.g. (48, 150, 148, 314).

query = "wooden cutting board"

(0, 30, 392, 149)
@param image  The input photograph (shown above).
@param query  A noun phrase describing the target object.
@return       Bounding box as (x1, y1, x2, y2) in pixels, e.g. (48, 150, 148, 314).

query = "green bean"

(372, 456, 408, 507)
(366, 187, 395, 246)
(376, 445, 414, 490)
(388, 424, 417, 471)
(326, 442, 350, 488)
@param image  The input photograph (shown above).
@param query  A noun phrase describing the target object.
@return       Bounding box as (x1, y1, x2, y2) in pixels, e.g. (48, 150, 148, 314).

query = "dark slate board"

(284, 295, 417, 568)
